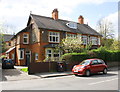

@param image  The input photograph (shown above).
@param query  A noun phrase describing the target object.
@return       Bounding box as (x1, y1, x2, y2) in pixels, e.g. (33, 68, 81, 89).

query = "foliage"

(61, 46, 120, 63)
(21, 68, 28, 72)
(57, 37, 92, 53)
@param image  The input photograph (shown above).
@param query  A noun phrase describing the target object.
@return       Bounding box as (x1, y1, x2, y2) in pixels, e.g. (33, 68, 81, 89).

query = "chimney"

(52, 8, 58, 20)
(78, 15, 84, 24)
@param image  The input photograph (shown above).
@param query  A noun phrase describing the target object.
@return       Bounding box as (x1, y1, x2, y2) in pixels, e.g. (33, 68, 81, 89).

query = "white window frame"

(19, 49, 24, 60)
(82, 35, 87, 45)
(46, 48, 61, 58)
(49, 32, 60, 43)
(23, 34, 29, 44)
(35, 53, 38, 60)
(66, 33, 77, 38)
(98, 37, 101, 45)
(91, 37, 98, 45)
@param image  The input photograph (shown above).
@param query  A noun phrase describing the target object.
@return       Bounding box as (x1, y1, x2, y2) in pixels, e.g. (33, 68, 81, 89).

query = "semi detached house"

(6, 9, 102, 66)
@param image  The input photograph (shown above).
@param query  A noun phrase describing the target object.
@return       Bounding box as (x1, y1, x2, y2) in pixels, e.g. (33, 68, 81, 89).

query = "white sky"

(0, 0, 119, 38)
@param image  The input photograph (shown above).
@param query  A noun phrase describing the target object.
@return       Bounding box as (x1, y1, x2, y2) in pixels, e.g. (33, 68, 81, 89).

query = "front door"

(26, 54, 30, 66)
(25, 51, 31, 66)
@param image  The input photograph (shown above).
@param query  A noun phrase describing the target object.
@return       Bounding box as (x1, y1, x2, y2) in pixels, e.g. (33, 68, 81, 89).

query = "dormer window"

(23, 34, 29, 44)
(66, 22, 77, 29)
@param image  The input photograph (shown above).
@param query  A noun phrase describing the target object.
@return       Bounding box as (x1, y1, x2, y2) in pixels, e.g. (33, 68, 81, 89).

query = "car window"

(79, 60, 91, 65)
(97, 59, 104, 64)
(91, 60, 98, 65)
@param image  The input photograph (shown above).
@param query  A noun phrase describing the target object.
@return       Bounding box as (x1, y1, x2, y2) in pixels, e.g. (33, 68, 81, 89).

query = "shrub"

(61, 47, 120, 63)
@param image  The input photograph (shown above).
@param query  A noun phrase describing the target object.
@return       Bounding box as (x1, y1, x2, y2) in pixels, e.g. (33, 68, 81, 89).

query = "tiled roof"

(31, 14, 102, 36)
(3, 34, 14, 42)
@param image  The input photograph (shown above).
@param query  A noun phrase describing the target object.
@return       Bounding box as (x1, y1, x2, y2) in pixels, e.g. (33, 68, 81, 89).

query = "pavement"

(2, 66, 118, 81)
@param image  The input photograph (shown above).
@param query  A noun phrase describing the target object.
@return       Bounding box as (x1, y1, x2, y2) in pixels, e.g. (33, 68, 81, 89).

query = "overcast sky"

(0, 0, 119, 38)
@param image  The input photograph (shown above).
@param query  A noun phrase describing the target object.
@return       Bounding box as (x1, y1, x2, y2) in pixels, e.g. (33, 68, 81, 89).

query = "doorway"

(25, 51, 31, 66)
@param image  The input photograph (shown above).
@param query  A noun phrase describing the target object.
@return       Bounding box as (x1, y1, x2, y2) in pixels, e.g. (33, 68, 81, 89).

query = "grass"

(20, 67, 28, 72)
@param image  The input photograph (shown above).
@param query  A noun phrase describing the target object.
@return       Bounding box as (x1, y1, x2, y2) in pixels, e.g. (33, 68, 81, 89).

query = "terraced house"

(6, 9, 102, 66)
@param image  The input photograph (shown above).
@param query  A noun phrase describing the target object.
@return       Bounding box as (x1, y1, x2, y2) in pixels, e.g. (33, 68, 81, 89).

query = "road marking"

(88, 78, 118, 85)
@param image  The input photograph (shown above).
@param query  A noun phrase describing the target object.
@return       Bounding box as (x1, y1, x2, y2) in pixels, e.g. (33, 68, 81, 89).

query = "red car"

(72, 59, 108, 76)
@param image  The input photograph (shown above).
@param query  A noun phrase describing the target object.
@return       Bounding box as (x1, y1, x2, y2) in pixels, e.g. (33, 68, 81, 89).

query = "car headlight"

(73, 65, 76, 68)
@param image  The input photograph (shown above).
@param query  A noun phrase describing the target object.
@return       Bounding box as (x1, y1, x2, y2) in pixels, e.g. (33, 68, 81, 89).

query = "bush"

(61, 47, 120, 63)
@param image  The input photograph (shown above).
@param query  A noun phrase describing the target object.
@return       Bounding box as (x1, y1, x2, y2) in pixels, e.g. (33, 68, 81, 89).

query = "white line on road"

(88, 78, 118, 85)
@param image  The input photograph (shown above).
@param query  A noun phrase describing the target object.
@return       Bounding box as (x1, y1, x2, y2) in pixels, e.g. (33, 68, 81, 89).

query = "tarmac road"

(2, 70, 118, 90)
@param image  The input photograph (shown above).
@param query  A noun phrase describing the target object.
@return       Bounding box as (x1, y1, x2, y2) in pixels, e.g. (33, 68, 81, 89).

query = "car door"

(90, 60, 100, 73)
(97, 59, 105, 72)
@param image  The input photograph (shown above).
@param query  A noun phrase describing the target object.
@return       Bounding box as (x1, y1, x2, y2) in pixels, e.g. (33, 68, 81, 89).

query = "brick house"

(6, 9, 102, 66)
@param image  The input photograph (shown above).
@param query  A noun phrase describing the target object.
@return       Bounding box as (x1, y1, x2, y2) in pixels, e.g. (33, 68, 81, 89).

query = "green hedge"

(61, 47, 120, 63)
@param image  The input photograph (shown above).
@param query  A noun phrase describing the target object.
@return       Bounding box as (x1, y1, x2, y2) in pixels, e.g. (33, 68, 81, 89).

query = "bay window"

(82, 35, 87, 45)
(91, 37, 98, 45)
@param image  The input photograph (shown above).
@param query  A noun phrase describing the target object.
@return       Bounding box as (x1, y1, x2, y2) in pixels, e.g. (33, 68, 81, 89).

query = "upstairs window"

(66, 33, 77, 38)
(49, 32, 60, 43)
(23, 34, 29, 44)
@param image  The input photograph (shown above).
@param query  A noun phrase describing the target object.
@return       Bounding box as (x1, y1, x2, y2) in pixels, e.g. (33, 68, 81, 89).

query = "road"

(2, 70, 118, 90)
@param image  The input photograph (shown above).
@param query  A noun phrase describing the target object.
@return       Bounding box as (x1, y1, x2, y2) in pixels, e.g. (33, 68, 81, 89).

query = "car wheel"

(103, 68, 107, 74)
(85, 70, 91, 77)
(74, 74, 78, 76)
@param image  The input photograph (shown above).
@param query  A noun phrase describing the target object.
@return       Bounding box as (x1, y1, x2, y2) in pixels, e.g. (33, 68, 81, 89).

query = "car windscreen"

(5, 60, 12, 63)
(79, 60, 91, 65)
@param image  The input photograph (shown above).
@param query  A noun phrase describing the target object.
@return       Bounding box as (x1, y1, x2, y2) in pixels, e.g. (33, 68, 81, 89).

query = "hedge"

(61, 47, 120, 63)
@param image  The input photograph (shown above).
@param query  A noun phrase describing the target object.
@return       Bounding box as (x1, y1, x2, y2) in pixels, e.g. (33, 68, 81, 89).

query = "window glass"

(49, 32, 60, 43)
(82, 35, 87, 45)
(91, 60, 98, 65)
(91, 37, 98, 45)
(23, 34, 29, 44)
(35, 53, 38, 60)
(19, 49, 24, 59)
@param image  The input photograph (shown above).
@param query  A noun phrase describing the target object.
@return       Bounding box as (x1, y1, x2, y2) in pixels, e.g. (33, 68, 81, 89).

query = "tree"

(96, 18, 115, 47)
(57, 37, 91, 53)
(97, 18, 114, 39)
(110, 39, 120, 50)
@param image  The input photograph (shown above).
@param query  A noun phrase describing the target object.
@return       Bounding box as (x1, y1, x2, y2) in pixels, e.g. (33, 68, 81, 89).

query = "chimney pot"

(78, 15, 84, 24)
(52, 8, 58, 20)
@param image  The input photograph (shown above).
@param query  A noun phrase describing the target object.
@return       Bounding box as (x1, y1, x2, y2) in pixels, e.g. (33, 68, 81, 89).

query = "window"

(91, 37, 98, 45)
(32, 33, 36, 42)
(91, 60, 98, 65)
(19, 49, 24, 60)
(98, 37, 101, 45)
(46, 49, 52, 57)
(82, 35, 87, 45)
(66, 22, 77, 29)
(66, 33, 77, 38)
(98, 59, 104, 64)
(49, 32, 60, 43)
(12, 54, 15, 60)
(46, 49, 60, 58)
(23, 34, 29, 44)
(8, 42, 11, 46)
(35, 53, 38, 60)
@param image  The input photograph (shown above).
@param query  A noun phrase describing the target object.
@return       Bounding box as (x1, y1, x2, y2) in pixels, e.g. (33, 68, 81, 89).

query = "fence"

(28, 61, 119, 74)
